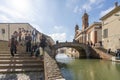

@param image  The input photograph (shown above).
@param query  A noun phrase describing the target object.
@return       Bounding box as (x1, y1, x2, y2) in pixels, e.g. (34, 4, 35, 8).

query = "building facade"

(0, 23, 41, 42)
(74, 12, 102, 46)
(100, 2, 120, 51)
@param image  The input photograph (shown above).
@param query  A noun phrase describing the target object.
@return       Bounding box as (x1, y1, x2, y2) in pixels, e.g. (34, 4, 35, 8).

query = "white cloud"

(52, 25, 68, 33)
(70, 35, 74, 41)
(30, 23, 43, 32)
(0, 6, 25, 19)
(0, 5, 36, 23)
(54, 26, 62, 30)
(83, 0, 105, 11)
(9, 0, 30, 13)
(0, 0, 58, 35)
(89, 0, 104, 5)
(89, 0, 96, 3)
(73, 2, 92, 13)
(73, 6, 79, 13)
(0, 15, 11, 22)
(73, 0, 105, 13)
(100, 6, 114, 17)
(73, 6, 82, 13)
(82, 4, 92, 11)
(49, 33, 66, 42)
(66, 0, 79, 8)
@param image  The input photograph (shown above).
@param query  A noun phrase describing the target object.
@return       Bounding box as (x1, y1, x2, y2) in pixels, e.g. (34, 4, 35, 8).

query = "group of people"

(115, 49, 120, 58)
(8, 28, 46, 59)
(107, 48, 120, 59)
(12, 28, 37, 45)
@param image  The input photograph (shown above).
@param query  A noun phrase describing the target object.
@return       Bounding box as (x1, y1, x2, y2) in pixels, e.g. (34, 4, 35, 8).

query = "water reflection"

(56, 54, 74, 63)
(56, 54, 120, 80)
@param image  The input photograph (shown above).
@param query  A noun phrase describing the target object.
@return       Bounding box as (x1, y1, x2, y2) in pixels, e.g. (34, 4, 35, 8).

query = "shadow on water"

(56, 54, 120, 80)
(56, 54, 75, 80)
(57, 62, 74, 80)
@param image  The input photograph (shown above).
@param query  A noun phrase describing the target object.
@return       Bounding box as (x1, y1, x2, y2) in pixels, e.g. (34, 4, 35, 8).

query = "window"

(103, 29, 108, 38)
(1, 29, 5, 34)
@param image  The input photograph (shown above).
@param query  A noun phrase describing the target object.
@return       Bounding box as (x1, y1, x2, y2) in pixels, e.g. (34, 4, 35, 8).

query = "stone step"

(0, 52, 27, 54)
(0, 51, 26, 54)
(0, 53, 31, 56)
(0, 59, 43, 61)
(0, 68, 44, 73)
(0, 63, 43, 66)
(0, 51, 10, 53)
(0, 52, 26, 55)
(0, 57, 39, 60)
(0, 52, 31, 55)
(0, 56, 34, 58)
(0, 42, 44, 74)
(0, 63, 43, 69)
(0, 60, 43, 64)
(0, 55, 31, 57)
(0, 48, 9, 50)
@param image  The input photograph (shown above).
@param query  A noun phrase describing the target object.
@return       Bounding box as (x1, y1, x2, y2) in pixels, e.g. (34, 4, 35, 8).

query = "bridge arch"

(52, 42, 100, 59)
(52, 42, 88, 58)
(55, 46, 86, 58)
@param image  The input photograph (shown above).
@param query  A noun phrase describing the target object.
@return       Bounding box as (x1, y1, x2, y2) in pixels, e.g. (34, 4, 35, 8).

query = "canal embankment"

(44, 51, 65, 80)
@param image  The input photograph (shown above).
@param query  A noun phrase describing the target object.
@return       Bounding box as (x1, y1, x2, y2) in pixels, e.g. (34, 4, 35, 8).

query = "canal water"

(56, 54, 120, 80)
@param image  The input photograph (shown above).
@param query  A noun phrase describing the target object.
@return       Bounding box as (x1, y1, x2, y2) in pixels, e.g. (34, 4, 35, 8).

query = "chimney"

(115, 2, 118, 7)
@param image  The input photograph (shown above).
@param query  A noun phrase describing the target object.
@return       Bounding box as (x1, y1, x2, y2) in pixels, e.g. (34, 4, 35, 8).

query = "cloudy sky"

(0, 0, 119, 42)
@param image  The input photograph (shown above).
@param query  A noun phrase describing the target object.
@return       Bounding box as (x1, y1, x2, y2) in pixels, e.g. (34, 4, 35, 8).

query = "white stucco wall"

(0, 23, 41, 42)
(102, 10, 120, 51)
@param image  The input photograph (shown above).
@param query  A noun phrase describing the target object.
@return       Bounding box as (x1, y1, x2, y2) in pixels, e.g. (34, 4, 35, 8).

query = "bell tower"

(74, 24, 79, 39)
(82, 11, 89, 30)
(75, 24, 79, 32)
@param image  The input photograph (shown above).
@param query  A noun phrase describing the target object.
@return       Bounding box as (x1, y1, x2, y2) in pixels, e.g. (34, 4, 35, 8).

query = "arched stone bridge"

(52, 42, 100, 58)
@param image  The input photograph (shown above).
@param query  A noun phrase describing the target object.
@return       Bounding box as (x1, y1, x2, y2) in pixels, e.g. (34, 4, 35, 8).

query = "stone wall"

(44, 52, 65, 80)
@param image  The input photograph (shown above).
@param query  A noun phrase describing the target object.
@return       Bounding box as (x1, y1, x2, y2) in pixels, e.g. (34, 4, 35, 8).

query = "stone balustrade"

(44, 52, 65, 80)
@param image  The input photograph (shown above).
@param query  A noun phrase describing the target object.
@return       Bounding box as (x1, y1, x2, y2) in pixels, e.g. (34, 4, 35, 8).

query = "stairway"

(0, 41, 44, 73)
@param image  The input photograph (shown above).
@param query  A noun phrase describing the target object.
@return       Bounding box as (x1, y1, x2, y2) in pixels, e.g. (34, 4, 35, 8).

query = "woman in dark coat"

(9, 37, 18, 57)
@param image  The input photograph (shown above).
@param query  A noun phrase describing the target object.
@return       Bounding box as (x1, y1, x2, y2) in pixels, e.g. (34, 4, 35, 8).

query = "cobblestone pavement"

(0, 72, 44, 80)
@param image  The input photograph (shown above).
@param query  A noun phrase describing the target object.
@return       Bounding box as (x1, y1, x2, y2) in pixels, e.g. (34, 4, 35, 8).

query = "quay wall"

(44, 52, 65, 80)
